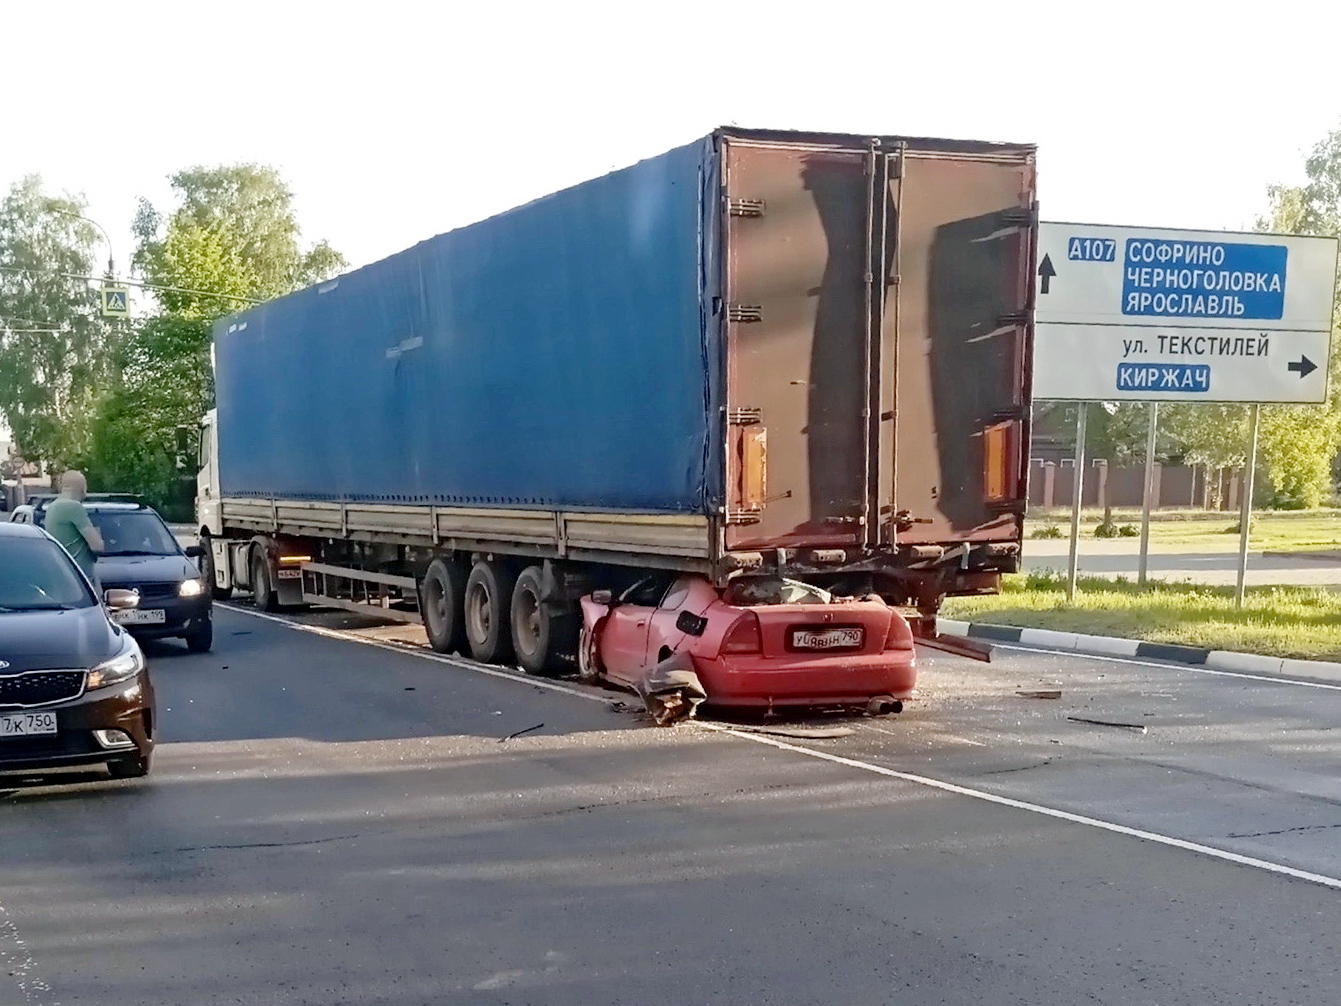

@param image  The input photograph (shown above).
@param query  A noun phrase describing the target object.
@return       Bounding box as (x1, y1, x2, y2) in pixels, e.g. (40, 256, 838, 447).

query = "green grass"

(943, 571, 1341, 661)
(1025, 509, 1341, 553)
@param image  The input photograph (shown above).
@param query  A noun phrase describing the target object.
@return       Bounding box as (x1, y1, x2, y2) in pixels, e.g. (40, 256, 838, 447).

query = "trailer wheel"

(464, 561, 517, 664)
(421, 558, 467, 655)
(510, 565, 578, 677)
(251, 548, 280, 613)
(200, 532, 232, 601)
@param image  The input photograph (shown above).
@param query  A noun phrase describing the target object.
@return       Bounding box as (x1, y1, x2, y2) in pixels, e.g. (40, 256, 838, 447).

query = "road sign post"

(1235, 405, 1261, 610)
(1067, 405, 1087, 602)
(1138, 402, 1159, 586)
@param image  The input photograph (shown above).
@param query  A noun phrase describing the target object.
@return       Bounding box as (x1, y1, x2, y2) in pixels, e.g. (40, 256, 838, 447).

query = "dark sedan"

(0, 522, 156, 779)
(86, 502, 214, 653)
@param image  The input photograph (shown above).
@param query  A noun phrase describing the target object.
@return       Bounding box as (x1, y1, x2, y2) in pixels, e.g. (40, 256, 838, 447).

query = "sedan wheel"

(577, 623, 604, 684)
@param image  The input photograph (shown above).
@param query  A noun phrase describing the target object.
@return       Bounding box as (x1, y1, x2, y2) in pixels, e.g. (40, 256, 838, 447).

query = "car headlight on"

(88, 642, 145, 690)
(178, 578, 206, 598)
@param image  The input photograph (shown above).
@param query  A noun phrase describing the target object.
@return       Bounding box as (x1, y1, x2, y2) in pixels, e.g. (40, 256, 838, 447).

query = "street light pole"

(44, 203, 115, 278)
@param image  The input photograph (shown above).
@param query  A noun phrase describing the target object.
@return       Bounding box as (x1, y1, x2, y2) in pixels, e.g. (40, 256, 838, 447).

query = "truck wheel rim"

(425, 575, 447, 632)
(468, 583, 492, 641)
(514, 585, 541, 656)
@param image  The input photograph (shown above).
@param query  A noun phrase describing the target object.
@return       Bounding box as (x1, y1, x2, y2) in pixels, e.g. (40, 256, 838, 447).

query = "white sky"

(3, 0, 1340, 281)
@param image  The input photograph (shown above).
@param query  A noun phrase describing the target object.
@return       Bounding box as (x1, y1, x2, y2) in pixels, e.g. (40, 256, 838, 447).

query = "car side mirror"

(591, 589, 613, 606)
(184, 545, 204, 558)
(104, 588, 140, 611)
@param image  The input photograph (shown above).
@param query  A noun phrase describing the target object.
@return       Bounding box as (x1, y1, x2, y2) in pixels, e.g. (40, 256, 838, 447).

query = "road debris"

(726, 725, 856, 739)
(1017, 689, 1062, 700)
(634, 651, 707, 726)
(499, 723, 545, 742)
(1067, 716, 1148, 733)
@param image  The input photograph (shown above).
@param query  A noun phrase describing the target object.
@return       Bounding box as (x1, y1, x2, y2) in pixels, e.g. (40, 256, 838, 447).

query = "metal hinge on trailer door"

(728, 198, 765, 218)
(728, 304, 762, 323)
(1000, 206, 1038, 228)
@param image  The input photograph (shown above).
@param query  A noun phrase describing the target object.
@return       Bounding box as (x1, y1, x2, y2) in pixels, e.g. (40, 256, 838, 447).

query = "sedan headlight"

(178, 578, 206, 598)
(88, 642, 145, 690)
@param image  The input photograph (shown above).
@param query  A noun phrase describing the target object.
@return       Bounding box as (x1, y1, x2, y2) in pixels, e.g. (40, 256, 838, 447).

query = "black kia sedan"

(0, 522, 156, 779)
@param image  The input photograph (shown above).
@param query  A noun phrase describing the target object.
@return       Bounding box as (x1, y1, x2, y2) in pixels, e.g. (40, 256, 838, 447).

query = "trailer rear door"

(720, 133, 1034, 554)
(888, 148, 1036, 545)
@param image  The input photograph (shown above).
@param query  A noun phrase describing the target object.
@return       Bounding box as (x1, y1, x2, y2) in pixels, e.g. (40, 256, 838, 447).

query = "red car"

(578, 573, 915, 721)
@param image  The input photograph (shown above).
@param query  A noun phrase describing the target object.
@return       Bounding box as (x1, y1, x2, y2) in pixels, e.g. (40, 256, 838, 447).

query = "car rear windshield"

(0, 537, 97, 610)
(90, 511, 180, 556)
(724, 577, 833, 606)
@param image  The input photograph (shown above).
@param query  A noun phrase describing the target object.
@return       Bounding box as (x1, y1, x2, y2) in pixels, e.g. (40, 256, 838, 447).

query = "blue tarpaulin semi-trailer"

(215, 136, 721, 514)
(205, 127, 1036, 649)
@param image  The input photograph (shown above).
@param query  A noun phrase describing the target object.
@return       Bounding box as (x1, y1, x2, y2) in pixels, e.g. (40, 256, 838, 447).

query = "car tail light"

(884, 611, 914, 651)
(722, 612, 762, 654)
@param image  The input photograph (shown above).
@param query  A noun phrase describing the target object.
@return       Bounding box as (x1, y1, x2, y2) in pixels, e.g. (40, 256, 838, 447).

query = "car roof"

(0, 520, 49, 538)
(83, 501, 163, 515)
(35, 496, 160, 516)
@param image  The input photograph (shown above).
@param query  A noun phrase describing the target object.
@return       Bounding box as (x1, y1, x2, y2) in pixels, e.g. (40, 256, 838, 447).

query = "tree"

(1252, 123, 1341, 508)
(85, 163, 345, 514)
(0, 175, 117, 473)
(133, 164, 345, 308)
(85, 316, 213, 514)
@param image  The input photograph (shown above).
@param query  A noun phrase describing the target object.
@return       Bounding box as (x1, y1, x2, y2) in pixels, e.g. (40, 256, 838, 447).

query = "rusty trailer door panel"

(722, 141, 872, 551)
(887, 151, 1035, 544)
(720, 132, 1035, 554)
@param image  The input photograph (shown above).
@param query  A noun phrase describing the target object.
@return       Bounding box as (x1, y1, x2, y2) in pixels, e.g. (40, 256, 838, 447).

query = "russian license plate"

(276, 568, 302, 579)
(792, 627, 863, 650)
(0, 711, 58, 737)
(113, 608, 167, 625)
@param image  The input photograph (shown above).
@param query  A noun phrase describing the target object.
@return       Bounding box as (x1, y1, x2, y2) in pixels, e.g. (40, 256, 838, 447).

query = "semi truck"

(197, 126, 1037, 695)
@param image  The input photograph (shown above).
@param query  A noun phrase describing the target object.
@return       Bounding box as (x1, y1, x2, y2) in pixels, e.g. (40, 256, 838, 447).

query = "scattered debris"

(727, 725, 856, 739)
(634, 651, 707, 726)
(404, 687, 415, 691)
(499, 723, 545, 742)
(1017, 689, 1062, 700)
(1067, 715, 1147, 733)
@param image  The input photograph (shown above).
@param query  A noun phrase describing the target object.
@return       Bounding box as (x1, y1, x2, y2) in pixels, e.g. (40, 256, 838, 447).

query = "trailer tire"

(200, 532, 232, 601)
(464, 561, 517, 665)
(421, 558, 468, 655)
(510, 565, 578, 677)
(251, 548, 280, 613)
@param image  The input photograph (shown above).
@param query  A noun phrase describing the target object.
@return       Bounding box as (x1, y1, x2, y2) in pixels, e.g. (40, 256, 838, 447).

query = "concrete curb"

(936, 618, 1341, 685)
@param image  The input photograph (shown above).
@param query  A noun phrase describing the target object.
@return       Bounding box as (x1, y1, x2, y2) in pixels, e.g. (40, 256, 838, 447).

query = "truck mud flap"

(915, 632, 993, 663)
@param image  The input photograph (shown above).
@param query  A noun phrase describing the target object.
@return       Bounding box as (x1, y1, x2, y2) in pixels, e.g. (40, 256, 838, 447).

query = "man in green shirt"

(44, 470, 104, 588)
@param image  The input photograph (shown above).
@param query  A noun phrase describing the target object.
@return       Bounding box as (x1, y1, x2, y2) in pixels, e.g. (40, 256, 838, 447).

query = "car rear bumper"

(0, 674, 154, 772)
(692, 650, 916, 708)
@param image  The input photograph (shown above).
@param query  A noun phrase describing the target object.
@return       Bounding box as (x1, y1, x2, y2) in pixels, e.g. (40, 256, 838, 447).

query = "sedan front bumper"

(0, 673, 155, 773)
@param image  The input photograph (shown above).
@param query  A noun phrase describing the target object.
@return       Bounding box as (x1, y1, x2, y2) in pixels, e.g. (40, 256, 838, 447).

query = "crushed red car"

(578, 573, 915, 723)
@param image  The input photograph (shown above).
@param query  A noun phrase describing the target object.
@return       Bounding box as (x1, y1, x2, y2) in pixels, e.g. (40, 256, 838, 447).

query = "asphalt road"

(2, 604, 1340, 1005)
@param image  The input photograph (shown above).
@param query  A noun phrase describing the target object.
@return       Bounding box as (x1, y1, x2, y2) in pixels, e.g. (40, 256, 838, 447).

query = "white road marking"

(0, 900, 60, 1003)
(222, 605, 610, 704)
(703, 724, 1341, 892)
(227, 604, 1341, 892)
(991, 641, 1341, 692)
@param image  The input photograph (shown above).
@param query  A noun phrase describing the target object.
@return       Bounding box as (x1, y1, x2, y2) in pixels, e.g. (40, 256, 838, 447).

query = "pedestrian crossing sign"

(100, 286, 129, 318)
